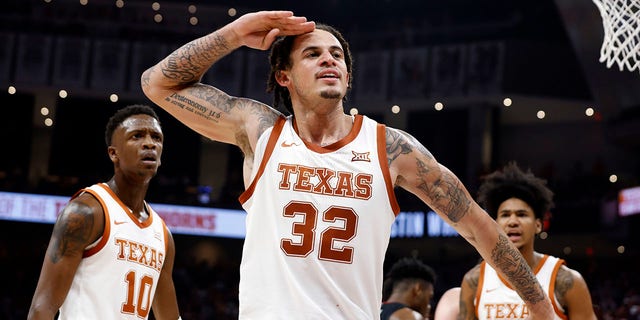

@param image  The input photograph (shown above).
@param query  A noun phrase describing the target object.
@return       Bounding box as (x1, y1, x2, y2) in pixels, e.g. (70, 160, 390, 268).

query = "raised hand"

(229, 11, 316, 50)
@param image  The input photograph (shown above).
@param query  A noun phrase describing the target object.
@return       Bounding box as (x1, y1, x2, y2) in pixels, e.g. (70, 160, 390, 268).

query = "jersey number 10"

(121, 270, 154, 318)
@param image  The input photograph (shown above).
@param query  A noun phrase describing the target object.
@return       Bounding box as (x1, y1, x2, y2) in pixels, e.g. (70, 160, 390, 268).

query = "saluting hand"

(229, 11, 316, 50)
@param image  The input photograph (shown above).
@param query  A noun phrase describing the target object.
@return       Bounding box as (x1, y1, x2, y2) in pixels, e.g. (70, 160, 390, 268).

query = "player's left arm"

(386, 127, 553, 318)
(555, 266, 597, 319)
(151, 226, 180, 320)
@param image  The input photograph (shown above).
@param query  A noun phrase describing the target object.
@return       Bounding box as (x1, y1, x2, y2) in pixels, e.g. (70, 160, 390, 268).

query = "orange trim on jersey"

(97, 183, 153, 228)
(376, 123, 400, 215)
(297, 114, 364, 154)
(497, 254, 550, 289)
(549, 258, 568, 319)
(475, 262, 486, 318)
(239, 116, 287, 204)
(78, 188, 111, 258)
(161, 218, 169, 259)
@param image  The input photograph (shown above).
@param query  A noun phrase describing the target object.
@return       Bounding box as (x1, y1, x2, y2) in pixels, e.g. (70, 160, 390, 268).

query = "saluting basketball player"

(141, 11, 555, 319)
(459, 162, 597, 319)
(28, 105, 181, 320)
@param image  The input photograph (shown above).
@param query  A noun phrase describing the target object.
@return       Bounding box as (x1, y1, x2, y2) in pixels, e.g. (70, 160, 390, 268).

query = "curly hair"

(266, 23, 353, 115)
(104, 104, 160, 146)
(477, 162, 554, 219)
(382, 257, 436, 301)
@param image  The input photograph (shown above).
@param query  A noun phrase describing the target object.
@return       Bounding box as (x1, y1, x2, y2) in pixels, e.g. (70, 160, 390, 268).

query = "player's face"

(109, 114, 163, 182)
(284, 29, 349, 106)
(496, 197, 541, 249)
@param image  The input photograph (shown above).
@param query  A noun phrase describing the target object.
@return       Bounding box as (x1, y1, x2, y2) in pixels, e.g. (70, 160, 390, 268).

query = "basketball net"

(592, 0, 640, 73)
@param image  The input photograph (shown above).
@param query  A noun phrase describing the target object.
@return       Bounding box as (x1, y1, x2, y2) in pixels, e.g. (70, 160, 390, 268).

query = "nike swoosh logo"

(281, 141, 300, 147)
(485, 287, 498, 293)
(114, 220, 127, 225)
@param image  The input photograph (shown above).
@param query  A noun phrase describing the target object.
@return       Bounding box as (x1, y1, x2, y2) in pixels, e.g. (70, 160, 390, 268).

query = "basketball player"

(434, 287, 460, 320)
(381, 257, 436, 320)
(459, 162, 597, 319)
(28, 105, 181, 320)
(141, 11, 554, 319)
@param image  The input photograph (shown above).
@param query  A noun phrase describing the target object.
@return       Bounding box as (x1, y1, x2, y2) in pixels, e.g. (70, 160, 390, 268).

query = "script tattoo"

(492, 234, 546, 304)
(50, 202, 95, 263)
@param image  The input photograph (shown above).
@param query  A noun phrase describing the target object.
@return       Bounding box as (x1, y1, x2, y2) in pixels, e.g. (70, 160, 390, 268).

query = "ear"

(275, 70, 290, 86)
(535, 218, 542, 234)
(412, 282, 423, 296)
(108, 146, 118, 163)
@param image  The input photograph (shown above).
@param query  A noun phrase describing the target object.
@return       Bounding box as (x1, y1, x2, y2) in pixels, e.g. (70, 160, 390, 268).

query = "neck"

(519, 245, 539, 268)
(293, 111, 354, 146)
(107, 176, 148, 216)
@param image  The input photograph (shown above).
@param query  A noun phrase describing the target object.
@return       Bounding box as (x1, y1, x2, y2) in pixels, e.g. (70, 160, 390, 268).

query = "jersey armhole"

(79, 188, 111, 258)
(239, 116, 287, 204)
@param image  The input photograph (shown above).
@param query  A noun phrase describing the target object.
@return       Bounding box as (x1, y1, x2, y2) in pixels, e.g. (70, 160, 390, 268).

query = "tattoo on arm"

(252, 105, 280, 141)
(460, 265, 480, 320)
(162, 33, 230, 85)
(554, 267, 574, 308)
(459, 303, 468, 319)
(50, 203, 95, 263)
(163, 86, 225, 124)
(385, 128, 469, 222)
(385, 128, 414, 166)
(415, 160, 470, 222)
(491, 234, 546, 304)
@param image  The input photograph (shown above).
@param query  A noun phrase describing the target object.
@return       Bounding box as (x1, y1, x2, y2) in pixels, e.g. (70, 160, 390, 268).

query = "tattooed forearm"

(415, 160, 470, 222)
(492, 234, 546, 304)
(162, 33, 231, 85)
(50, 204, 95, 263)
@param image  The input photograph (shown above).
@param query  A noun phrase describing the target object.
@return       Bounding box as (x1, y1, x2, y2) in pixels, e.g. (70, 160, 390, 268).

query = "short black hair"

(104, 104, 160, 146)
(382, 257, 436, 300)
(267, 23, 354, 115)
(477, 162, 554, 219)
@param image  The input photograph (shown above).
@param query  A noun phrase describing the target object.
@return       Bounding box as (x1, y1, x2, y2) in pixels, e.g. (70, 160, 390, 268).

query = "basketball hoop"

(592, 0, 640, 73)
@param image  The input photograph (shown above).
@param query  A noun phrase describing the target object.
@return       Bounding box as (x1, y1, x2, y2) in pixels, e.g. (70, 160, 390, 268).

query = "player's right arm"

(27, 193, 104, 320)
(459, 265, 480, 320)
(141, 11, 314, 154)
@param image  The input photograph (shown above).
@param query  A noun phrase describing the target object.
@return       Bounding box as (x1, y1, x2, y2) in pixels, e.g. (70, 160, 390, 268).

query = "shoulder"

(463, 262, 482, 285)
(435, 287, 461, 320)
(390, 306, 423, 320)
(60, 192, 104, 223)
(383, 126, 435, 170)
(53, 192, 105, 247)
(554, 264, 586, 296)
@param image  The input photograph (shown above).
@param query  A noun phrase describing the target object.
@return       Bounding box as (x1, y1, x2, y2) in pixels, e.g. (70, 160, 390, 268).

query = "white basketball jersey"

(475, 255, 567, 320)
(239, 115, 400, 319)
(59, 183, 168, 320)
